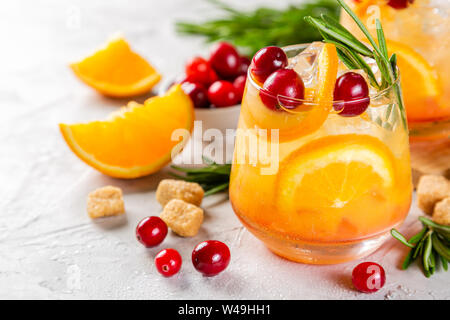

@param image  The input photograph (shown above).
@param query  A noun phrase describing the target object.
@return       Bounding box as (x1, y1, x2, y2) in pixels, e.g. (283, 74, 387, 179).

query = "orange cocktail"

(341, 0, 450, 137)
(229, 43, 412, 264)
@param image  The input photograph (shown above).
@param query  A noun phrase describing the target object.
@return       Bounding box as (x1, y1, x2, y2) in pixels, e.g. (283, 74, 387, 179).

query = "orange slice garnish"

(386, 40, 443, 121)
(275, 134, 396, 241)
(70, 37, 161, 98)
(59, 85, 194, 178)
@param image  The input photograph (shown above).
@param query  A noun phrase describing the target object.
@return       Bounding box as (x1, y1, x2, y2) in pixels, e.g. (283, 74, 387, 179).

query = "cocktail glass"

(229, 43, 412, 264)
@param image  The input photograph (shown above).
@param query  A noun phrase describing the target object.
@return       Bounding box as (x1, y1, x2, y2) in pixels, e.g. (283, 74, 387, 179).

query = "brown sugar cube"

(433, 197, 450, 226)
(156, 179, 204, 207)
(160, 199, 203, 237)
(87, 186, 125, 219)
(417, 175, 450, 215)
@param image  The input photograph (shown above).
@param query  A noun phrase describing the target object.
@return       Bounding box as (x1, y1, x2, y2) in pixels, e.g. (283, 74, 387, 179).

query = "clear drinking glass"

(229, 44, 412, 264)
(341, 0, 450, 139)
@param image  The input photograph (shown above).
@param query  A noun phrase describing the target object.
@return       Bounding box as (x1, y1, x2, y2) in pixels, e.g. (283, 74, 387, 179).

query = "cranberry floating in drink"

(250, 46, 288, 83)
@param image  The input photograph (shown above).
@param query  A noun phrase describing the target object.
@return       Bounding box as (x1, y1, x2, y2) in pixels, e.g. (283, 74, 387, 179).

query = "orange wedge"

(59, 85, 194, 178)
(70, 37, 161, 98)
(275, 134, 396, 241)
(387, 41, 442, 121)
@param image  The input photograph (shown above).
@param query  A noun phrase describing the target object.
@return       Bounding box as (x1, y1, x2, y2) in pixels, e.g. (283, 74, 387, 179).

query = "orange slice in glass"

(70, 37, 161, 98)
(59, 85, 194, 178)
(275, 134, 396, 241)
(386, 40, 443, 121)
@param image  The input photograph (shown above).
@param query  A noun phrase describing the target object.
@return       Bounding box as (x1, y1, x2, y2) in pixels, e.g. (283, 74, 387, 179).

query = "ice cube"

(289, 42, 324, 87)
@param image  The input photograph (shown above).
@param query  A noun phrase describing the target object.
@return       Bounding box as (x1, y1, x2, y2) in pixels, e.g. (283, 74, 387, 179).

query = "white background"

(0, 0, 448, 299)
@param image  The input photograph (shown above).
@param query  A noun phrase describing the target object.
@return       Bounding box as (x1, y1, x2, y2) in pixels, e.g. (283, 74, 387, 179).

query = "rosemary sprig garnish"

(305, 0, 407, 128)
(176, 0, 340, 56)
(391, 217, 450, 277)
(170, 157, 231, 196)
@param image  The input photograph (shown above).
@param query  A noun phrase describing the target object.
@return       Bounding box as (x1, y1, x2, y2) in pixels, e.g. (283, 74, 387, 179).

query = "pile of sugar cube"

(86, 179, 206, 236)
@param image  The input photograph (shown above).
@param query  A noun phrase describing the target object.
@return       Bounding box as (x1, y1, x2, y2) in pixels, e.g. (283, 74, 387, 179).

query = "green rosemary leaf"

(432, 233, 450, 261)
(375, 19, 389, 60)
(204, 182, 229, 197)
(170, 160, 231, 196)
(391, 229, 415, 248)
(337, 0, 382, 58)
(336, 48, 358, 70)
(317, 28, 358, 71)
(419, 216, 450, 239)
(375, 53, 392, 89)
(441, 255, 448, 271)
(423, 233, 433, 273)
(390, 53, 397, 78)
(305, 16, 372, 57)
(177, 0, 340, 56)
(321, 14, 373, 55)
(409, 227, 428, 244)
(402, 249, 415, 270)
(429, 250, 436, 275)
(413, 238, 425, 259)
(392, 216, 449, 277)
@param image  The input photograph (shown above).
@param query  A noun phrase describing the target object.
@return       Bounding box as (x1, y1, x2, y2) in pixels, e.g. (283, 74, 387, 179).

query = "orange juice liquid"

(229, 65, 412, 264)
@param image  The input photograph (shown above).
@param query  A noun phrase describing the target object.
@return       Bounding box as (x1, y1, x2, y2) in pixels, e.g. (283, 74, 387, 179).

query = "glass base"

(239, 218, 394, 264)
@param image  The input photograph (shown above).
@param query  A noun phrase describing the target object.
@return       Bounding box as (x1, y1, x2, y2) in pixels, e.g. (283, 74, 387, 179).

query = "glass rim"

(247, 43, 401, 105)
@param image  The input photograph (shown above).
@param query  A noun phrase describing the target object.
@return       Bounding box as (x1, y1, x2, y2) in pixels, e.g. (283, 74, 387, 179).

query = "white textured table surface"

(0, 0, 448, 300)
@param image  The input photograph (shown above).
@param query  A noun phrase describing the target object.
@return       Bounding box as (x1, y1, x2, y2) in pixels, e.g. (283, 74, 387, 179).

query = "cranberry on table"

(352, 262, 386, 293)
(207, 80, 239, 107)
(333, 72, 370, 117)
(155, 248, 182, 277)
(250, 46, 288, 83)
(136, 216, 168, 248)
(259, 68, 305, 110)
(387, 0, 411, 9)
(185, 56, 218, 86)
(192, 240, 230, 277)
(181, 82, 210, 108)
(209, 42, 241, 78)
(238, 56, 251, 76)
(233, 75, 247, 101)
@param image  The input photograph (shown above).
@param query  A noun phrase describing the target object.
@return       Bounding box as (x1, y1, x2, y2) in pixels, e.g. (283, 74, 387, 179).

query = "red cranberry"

(233, 75, 247, 101)
(136, 216, 168, 248)
(238, 56, 251, 76)
(192, 240, 230, 277)
(333, 72, 370, 117)
(209, 42, 241, 78)
(185, 56, 218, 86)
(207, 80, 238, 107)
(259, 68, 305, 110)
(250, 46, 288, 83)
(352, 262, 386, 293)
(387, 0, 412, 9)
(155, 248, 182, 277)
(181, 82, 209, 108)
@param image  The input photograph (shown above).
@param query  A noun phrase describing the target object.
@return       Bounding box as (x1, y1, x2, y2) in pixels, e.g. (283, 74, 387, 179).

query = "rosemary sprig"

(176, 0, 340, 56)
(391, 217, 450, 277)
(170, 157, 231, 196)
(305, 0, 407, 128)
